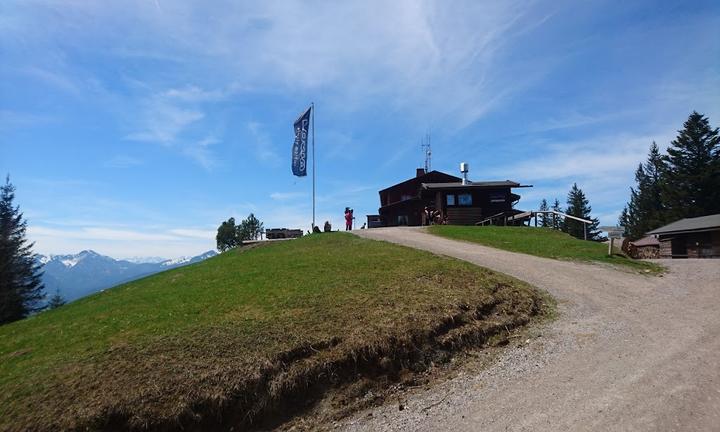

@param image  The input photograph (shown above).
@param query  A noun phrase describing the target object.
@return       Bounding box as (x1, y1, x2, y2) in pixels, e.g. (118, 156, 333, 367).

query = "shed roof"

(646, 213, 720, 235)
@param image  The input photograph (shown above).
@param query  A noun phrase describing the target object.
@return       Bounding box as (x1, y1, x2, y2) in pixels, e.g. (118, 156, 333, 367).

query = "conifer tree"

(562, 183, 601, 240)
(621, 142, 666, 240)
(238, 213, 264, 241)
(0, 176, 45, 324)
(47, 290, 66, 310)
(550, 198, 562, 230)
(661, 112, 720, 221)
(538, 199, 551, 227)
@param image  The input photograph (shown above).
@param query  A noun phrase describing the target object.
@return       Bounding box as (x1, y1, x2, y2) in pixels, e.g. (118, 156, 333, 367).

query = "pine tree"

(238, 213, 264, 242)
(538, 199, 551, 227)
(621, 142, 666, 240)
(550, 198, 562, 230)
(47, 290, 66, 310)
(0, 176, 45, 324)
(661, 112, 720, 221)
(562, 183, 601, 240)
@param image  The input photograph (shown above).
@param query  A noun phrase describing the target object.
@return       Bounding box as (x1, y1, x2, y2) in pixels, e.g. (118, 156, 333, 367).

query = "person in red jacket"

(344, 207, 354, 230)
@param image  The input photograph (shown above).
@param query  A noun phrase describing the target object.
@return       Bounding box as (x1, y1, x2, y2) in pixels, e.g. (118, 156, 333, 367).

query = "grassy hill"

(0, 233, 551, 431)
(428, 225, 662, 273)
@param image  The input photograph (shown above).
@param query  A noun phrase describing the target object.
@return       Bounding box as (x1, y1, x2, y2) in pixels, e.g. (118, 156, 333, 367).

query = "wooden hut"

(373, 168, 531, 227)
(646, 214, 720, 258)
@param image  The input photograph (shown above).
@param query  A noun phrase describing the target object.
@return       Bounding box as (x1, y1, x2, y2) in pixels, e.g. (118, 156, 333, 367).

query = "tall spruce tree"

(0, 176, 45, 324)
(562, 183, 601, 240)
(661, 112, 720, 221)
(538, 199, 551, 227)
(621, 142, 666, 240)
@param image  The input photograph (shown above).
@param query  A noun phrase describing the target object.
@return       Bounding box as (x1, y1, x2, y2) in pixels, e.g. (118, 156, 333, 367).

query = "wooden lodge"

(371, 167, 531, 227)
(646, 214, 720, 258)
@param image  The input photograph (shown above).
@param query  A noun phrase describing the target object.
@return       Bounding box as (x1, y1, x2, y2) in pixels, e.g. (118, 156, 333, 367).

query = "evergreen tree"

(550, 198, 562, 230)
(562, 183, 601, 241)
(216, 217, 239, 252)
(621, 142, 666, 240)
(47, 290, 66, 310)
(538, 199, 551, 227)
(661, 112, 720, 221)
(618, 206, 629, 231)
(238, 213, 264, 242)
(0, 176, 45, 324)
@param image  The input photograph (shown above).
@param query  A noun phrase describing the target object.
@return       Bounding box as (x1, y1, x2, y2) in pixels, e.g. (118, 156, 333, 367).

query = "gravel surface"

(343, 227, 720, 432)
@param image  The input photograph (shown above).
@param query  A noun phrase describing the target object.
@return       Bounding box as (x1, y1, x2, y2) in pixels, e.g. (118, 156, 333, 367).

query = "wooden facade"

(647, 214, 720, 259)
(376, 169, 529, 227)
(657, 231, 720, 258)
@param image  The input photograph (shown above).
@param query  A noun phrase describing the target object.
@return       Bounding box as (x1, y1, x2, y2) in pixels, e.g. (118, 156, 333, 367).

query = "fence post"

(584, 222, 587, 241)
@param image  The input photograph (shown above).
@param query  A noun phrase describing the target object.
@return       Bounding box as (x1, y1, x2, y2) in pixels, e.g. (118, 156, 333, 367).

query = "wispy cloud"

(270, 191, 306, 201)
(23, 66, 81, 95)
(126, 97, 204, 144)
(247, 121, 280, 165)
(183, 136, 219, 170)
(104, 155, 144, 168)
(28, 225, 215, 258)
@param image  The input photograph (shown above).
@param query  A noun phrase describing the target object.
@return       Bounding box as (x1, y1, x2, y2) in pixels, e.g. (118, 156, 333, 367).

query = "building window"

(397, 215, 409, 226)
(490, 192, 506, 203)
(446, 194, 456, 206)
(458, 194, 472, 206)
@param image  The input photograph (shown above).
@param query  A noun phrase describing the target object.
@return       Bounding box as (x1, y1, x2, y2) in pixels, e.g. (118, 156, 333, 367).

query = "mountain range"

(38, 250, 218, 303)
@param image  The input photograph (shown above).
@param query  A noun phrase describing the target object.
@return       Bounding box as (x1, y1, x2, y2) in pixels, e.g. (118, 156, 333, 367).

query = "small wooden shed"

(646, 214, 720, 258)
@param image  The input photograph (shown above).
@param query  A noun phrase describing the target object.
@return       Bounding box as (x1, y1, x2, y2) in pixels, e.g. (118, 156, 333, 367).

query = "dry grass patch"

(0, 233, 551, 431)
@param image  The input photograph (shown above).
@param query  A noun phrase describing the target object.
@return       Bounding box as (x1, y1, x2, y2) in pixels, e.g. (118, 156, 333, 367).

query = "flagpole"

(311, 102, 316, 229)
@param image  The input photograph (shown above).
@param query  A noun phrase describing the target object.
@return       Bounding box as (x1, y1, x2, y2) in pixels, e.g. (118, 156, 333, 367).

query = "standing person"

(344, 207, 354, 231)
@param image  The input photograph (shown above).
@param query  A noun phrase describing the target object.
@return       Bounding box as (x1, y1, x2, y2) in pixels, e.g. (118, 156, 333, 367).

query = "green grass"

(428, 225, 663, 273)
(0, 233, 549, 431)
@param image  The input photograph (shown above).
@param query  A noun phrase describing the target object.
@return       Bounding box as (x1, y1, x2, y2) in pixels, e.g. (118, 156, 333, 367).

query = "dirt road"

(345, 227, 720, 431)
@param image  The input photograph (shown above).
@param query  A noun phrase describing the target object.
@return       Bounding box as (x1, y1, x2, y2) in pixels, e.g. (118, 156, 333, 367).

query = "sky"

(1, 0, 719, 259)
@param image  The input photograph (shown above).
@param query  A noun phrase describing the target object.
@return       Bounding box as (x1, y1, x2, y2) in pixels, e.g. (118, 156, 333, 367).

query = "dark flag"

(292, 106, 312, 177)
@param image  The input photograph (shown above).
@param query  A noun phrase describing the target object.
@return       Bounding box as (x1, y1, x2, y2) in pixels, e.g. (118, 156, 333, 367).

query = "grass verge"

(0, 233, 551, 431)
(428, 225, 663, 273)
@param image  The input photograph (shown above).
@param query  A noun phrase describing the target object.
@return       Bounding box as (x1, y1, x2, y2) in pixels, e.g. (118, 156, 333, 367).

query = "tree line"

(619, 112, 719, 240)
(215, 213, 264, 252)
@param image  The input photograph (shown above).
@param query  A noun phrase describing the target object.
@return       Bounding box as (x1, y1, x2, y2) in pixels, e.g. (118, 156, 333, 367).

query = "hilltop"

(0, 233, 550, 431)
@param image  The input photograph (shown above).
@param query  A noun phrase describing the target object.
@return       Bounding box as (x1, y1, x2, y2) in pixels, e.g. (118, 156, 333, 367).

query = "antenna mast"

(421, 132, 432, 173)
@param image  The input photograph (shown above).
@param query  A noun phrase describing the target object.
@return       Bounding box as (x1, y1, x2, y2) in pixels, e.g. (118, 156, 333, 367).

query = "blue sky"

(1, 0, 719, 258)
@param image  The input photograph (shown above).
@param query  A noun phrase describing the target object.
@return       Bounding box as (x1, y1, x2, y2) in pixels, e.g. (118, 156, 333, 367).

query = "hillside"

(428, 226, 662, 272)
(0, 233, 550, 431)
(39, 249, 217, 302)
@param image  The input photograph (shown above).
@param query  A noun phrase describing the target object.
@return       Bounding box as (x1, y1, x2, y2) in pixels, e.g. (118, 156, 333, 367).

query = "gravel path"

(343, 227, 720, 432)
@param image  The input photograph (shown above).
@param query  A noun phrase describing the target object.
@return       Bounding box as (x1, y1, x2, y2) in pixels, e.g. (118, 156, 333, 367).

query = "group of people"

(314, 206, 361, 233)
(424, 206, 446, 225)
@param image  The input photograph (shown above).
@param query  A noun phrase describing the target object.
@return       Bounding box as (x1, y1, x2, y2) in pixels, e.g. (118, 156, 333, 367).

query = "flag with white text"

(291, 106, 311, 177)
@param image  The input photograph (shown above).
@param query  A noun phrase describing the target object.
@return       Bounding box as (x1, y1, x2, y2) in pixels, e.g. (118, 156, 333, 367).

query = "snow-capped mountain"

(38, 250, 218, 303)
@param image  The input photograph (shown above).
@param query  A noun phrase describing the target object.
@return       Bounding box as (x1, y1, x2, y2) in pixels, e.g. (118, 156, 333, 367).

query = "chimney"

(460, 162, 469, 185)
(416, 168, 426, 177)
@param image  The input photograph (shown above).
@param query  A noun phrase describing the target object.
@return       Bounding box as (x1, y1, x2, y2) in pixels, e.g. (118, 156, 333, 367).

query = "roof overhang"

(421, 181, 532, 190)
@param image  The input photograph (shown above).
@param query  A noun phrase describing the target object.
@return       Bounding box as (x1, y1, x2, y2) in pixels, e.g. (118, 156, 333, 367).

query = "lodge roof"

(378, 170, 461, 193)
(421, 180, 530, 189)
(646, 213, 720, 235)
